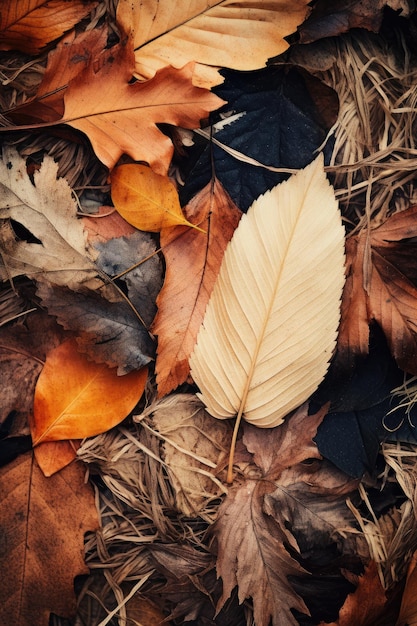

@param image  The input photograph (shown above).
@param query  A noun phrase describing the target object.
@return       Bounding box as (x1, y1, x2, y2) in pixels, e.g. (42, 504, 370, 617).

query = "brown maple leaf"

(152, 178, 242, 396)
(0, 452, 98, 626)
(337, 205, 417, 374)
(62, 36, 224, 173)
(213, 406, 364, 626)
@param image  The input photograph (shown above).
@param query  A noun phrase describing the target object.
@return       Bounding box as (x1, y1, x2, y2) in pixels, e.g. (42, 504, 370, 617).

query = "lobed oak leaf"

(30, 338, 148, 445)
(63, 37, 224, 174)
(116, 0, 311, 88)
(337, 205, 417, 375)
(0, 451, 98, 626)
(153, 177, 242, 396)
(0, 0, 98, 55)
(111, 164, 204, 232)
(0, 147, 100, 290)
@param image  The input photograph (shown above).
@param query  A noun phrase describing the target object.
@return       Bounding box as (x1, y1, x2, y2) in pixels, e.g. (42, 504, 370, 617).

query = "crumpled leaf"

(337, 205, 417, 377)
(298, 0, 414, 43)
(143, 394, 230, 516)
(213, 403, 364, 626)
(111, 164, 203, 232)
(0, 451, 98, 626)
(94, 230, 163, 328)
(63, 37, 224, 173)
(190, 155, 345, 428)
(0, 0, 98, 54)
(0, 147, 99, 290)
(181, 65, 339, 212)
(30, 338, 148, 445)
(153, 178, 242, 396)
(36, 282, 154, 374)
(117, 0, 311, 87)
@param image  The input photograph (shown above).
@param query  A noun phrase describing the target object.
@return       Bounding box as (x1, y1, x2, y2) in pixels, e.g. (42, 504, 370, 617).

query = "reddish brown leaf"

(319, 561, 388, 626)
(63, 37, 224, 173)
(9, 27, 107, 125)
(337, 206, 417, 374)
(0, 0, 98, 55)
(214, 404, 339, 626)
(396, 552, 417, 626)
(152, 178, 242, 396)
(34, 440, 81, 477)
(0, 452, 98, 626)
(82, 205, 136, 246)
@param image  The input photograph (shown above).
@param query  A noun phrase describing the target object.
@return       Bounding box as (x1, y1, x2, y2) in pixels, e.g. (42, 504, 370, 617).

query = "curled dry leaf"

(111, 164, 203, 232)
(63, 38, 224, 173)
(153, 177, 242, 396)
(0, 451, 98, 626)
(117, 0, 311, 88)
(142, 394, 230, 516)
(30, 338, 148, 445)
(0, 0, 98, 54)
(190, 155, 346, 428)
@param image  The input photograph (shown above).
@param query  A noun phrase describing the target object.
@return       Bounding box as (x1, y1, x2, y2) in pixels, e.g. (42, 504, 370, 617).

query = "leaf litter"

(2, 2, 417, 626)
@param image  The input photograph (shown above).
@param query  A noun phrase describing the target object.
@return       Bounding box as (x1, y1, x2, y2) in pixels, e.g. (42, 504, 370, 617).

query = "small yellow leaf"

(111, 163, 205, 232)
(31, 339, 148, 445)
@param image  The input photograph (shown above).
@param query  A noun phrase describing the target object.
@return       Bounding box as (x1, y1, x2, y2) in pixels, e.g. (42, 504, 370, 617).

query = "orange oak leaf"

(30, 338, 148, 445)
(63, 37, 224, 173)
(152, 178, 242, 396)
(318, 561, 388, 626)
(0, 451, 98, 626)
(337, 205, 417, 375)
(9, 27, 107, 125)
(0, 0, 98, 55)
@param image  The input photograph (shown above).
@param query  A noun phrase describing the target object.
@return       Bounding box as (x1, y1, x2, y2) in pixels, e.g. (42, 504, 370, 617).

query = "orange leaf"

(34, 440, 81, 477)
(111, 164, 204, 232)
(152, 178, 242, 396)
(63, 37, 224, 173)
(0, 0, 98, 55)
(337, 205, 417, 374)
(31, 338, 147, 445)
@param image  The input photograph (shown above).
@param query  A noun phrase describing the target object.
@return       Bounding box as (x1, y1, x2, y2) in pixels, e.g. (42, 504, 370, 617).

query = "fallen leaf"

(153, 178, 242, 396)
(111, 164, 203, 232)
(36, 281, 155, 374)
(396, 551, 417, 626)
(0, 0, 98, 54)
(0, 451, 98, 626)
(8, 27, 108, 125)
(94, 230, 163, 328)
(125, 594, 168, 626)
(30, 338, 148, 445)
(34, 440, 81, 477)
(213, 404, 352, 626)
(146, 394, 230, 516)
(63, 37, 224, 173)
(337, 205, 417, 376)
(298, 0, 414, 43)
(0, 146, 99, 290)
(318, 561, 388, 626)
(117, 0, 311, 87)
(189, 155, 345, 428)
(0, 311, 67, 435)
(82, 205, 136, 245)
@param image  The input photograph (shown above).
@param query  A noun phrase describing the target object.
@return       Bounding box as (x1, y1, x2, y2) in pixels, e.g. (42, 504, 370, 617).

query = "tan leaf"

(145, 394, 230, 516)
(0, 0, 98, 55)
(189, 155, 346, 428)
(31, 338, 148, 445)
(0, 452, 98, 626)
(153, 178, 242, 396)
(0, 146, 99, 289)
(63, 38, 224, 173)
(117, 0, 311, 87)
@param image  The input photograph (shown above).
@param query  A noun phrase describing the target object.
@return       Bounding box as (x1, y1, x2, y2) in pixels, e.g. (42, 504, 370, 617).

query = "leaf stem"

(227, 407, 244, 484)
